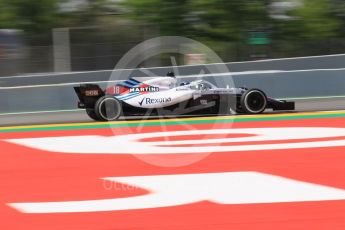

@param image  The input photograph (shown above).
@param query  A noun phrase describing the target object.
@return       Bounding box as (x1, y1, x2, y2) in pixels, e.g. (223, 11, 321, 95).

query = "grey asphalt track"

(0, 97, 344, 127)
(2, 54, 345, 114)
(2, 54, 345, 87)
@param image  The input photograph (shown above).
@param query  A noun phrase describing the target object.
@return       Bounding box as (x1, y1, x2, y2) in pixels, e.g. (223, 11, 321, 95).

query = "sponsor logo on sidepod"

(129, 86, 159, 93)
(138, 97, 172, 106)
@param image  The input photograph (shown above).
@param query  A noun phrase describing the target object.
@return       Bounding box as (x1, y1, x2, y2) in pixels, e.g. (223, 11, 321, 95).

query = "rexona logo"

(139, 97, 172, 106)
(129, 86, 159, 93)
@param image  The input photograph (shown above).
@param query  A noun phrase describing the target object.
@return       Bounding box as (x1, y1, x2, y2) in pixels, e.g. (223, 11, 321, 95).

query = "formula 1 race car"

(74, 72, 295, 121)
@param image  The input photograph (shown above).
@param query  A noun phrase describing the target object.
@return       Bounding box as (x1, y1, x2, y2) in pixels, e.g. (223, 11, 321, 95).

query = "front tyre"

(94, 96, 122, 121)
(240, 89, 267, 114)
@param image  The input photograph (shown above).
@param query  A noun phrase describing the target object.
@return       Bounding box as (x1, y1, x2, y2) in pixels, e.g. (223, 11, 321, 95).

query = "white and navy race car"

(74, 72, 295, 121)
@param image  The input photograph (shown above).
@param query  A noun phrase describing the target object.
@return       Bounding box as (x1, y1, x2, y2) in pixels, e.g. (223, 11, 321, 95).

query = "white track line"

(228, 53, 345, 63)
(1, 67, 345, 90)
(0, 69, 112, 79)
(1, 53, 345, 79)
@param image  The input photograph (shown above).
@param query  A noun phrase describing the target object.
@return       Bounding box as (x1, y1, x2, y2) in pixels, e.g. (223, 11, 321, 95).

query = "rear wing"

(74, 84, 104, 109)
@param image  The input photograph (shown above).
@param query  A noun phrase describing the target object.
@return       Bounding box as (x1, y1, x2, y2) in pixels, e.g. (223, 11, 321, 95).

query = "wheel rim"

(98, 98, 121, 121)
(244, 90, 266, 113)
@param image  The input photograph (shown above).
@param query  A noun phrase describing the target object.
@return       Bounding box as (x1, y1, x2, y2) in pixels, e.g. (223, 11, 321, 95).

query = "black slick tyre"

(94, 96, 122, 121)
(240, 89, 267, 114)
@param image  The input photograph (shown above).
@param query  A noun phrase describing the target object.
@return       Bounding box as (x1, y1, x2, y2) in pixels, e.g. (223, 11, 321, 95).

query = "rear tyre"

(240, 89, 267, 114)
(94, 96, 122, 121)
